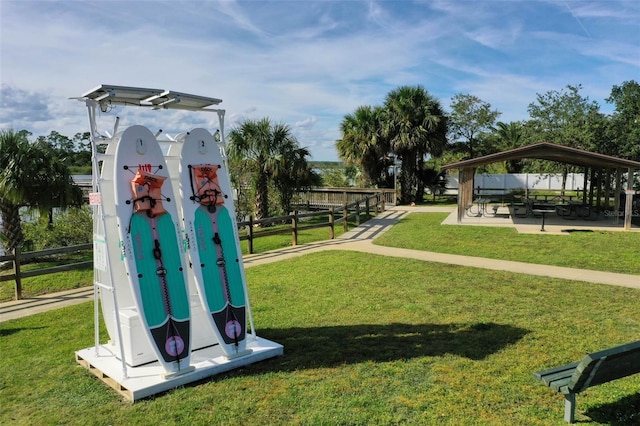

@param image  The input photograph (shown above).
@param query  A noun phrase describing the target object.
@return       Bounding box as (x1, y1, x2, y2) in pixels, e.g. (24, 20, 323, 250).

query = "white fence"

(446, 173, 587, 194)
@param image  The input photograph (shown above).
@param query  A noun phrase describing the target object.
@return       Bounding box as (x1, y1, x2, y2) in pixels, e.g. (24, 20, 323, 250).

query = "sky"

(1, 0, 639, 161)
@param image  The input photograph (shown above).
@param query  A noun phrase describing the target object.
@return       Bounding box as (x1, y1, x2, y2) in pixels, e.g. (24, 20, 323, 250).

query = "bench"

(534, 340, 640, 423)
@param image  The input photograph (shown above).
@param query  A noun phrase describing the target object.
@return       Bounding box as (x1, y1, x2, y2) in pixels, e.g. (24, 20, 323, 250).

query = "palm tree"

(382, 86, 447, 204)
(336, 105, 391, 187)
(0, 130, 83, 253)
(228, 118, 307, 220)
(493, 121, 524, 173)
(272, 143, 321, 214)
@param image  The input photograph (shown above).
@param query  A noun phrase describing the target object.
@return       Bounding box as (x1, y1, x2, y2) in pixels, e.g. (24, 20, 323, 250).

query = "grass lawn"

(374, 213, 640, 275)
(2, 251, 640, 425)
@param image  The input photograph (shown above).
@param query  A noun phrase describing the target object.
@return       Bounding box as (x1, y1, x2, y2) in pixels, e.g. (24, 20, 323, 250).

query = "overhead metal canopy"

(146, 90, 222, 110)
(81, 84, 222, 111)
(441, 142, 640, 171)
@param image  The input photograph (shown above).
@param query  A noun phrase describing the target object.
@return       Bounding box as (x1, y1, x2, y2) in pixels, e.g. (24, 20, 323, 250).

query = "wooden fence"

(292, 188, 396, 210)
(0, 243, 93, 300)
(0, 193, 385, 300)
(240, 193, 385, 254)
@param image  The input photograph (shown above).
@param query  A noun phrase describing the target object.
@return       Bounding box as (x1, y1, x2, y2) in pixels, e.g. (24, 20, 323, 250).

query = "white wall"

(446, 173, 587, 193)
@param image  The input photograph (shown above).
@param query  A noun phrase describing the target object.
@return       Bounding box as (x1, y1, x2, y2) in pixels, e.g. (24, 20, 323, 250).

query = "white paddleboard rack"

(74, 85, 282, 401)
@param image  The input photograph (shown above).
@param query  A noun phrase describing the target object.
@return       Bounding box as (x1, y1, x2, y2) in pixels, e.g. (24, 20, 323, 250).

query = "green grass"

(3, 251, 640, 424)
(375, 212, 640, 275)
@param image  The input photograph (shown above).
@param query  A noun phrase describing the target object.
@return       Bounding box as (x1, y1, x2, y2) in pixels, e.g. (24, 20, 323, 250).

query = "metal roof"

(80, 85, 222, 111)
(441, 142, 640, 170)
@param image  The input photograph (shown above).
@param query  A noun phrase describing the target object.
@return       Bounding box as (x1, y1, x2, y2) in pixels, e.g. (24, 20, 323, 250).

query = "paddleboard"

(114, 125, 192, 374)
(179, 128, 251, 358)
(95, 133, 131, 348)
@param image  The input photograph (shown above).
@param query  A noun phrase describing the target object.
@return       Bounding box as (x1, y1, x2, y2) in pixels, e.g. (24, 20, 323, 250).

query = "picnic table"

(558, 200, 593, 219)
(531, 203, 557, 231)
(467, 197, 493, 217)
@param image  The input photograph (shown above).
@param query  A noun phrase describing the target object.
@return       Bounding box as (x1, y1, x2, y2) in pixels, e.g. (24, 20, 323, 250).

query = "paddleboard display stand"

(73, 85, 282, 401)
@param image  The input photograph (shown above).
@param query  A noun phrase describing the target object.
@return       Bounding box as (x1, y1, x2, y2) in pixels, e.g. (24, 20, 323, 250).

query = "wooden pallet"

(75, 337, 283, 402)
(76, 353, 133, 401)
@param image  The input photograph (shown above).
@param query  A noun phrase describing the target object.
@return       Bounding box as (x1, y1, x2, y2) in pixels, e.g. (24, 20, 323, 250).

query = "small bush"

(23, 206, 92, 250)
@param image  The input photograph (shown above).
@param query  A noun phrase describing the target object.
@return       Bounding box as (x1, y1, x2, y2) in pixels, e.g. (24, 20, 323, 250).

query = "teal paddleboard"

(180, 128, 250, 357)
(114, 125, 192, 373)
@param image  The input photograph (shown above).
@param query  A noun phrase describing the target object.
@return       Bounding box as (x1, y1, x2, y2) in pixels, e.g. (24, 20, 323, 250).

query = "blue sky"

(1, 0, 638, 161)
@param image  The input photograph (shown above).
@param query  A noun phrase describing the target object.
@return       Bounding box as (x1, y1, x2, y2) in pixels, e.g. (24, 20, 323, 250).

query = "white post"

(624, 168, 635, 231)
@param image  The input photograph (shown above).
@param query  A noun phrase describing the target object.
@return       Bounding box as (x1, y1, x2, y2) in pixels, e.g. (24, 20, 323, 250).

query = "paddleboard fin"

(162, 365, 196, 379)
(223, 349, 253, 360)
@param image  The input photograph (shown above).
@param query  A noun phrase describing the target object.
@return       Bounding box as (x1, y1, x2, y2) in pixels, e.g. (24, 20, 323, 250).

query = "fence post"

(14, 247, 22, 300)
(365, 196, 371, 218)
(292, 212, 298, 246)
(248, 215, 254, 254)
(329, 208, 335, 239)
(343, 205, 349, 232)
(355, 202, 360, 226)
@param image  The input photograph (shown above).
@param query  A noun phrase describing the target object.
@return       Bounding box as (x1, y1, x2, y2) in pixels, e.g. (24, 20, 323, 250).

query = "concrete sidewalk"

(2, 206, 638, 323)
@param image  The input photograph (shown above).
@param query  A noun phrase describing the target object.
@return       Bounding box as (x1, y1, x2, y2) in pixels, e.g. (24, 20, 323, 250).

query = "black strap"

(212, 226, 241, 347)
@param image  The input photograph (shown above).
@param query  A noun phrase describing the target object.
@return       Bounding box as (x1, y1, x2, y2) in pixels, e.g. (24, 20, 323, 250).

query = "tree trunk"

(415, 156, 426, 204)
(399, 161, 415, 205)
(254, 172, 269, 221)
(0, 200, 24, 252)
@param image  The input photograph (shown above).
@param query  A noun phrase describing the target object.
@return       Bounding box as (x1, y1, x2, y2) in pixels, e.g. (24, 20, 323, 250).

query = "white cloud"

(294, 116, 319, 129)
(1, 0, 638, 160)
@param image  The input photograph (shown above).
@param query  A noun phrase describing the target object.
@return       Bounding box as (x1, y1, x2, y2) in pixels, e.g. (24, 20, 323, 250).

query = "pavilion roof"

(441, 142, 640, 171)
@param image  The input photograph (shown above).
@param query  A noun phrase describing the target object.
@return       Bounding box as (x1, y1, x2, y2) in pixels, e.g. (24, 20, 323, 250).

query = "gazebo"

(441, 142, 640, 230)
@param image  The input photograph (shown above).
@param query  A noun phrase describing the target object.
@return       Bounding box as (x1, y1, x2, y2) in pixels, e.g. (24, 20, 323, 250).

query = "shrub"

(23, 206, 92, 250)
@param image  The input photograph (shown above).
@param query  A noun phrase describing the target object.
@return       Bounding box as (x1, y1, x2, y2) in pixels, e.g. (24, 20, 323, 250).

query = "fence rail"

(292, 188, 395, 210)
(239, 193, 385, 254)
(1, 193, 385, 300)
(1, 243, 93, 300)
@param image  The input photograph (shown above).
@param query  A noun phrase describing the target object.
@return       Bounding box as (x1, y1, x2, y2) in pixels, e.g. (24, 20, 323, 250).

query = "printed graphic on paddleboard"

(180, 128, 250, 357)
(114, 125, 192, 372)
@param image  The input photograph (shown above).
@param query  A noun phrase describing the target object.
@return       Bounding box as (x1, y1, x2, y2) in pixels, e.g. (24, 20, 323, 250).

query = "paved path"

(1, 206, 638, 323)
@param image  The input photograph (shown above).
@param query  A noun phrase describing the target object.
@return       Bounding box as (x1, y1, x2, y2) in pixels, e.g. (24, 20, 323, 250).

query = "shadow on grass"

(0, 326, 45, 337)
(584, 393, 640, 425)
(256, 321, 529, 370)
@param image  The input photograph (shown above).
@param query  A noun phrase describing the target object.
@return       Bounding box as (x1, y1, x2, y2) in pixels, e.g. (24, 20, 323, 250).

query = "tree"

(418, 168, 447, 201)
(271, 143, 321, 214)
(382, 85, 447, 204)
(449, 94, 501, 159)
(33, 131, 92, 173)
(228, 118, 314, 220)
(526, 84, 604, 192)
(526, 84, 601, 152)
(493, 121, 525, 173)
(314, 163, 355, 187)
(606, 80, 640, 161)
(336, 105, 391, 187)
(0, 130, 83, 253)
